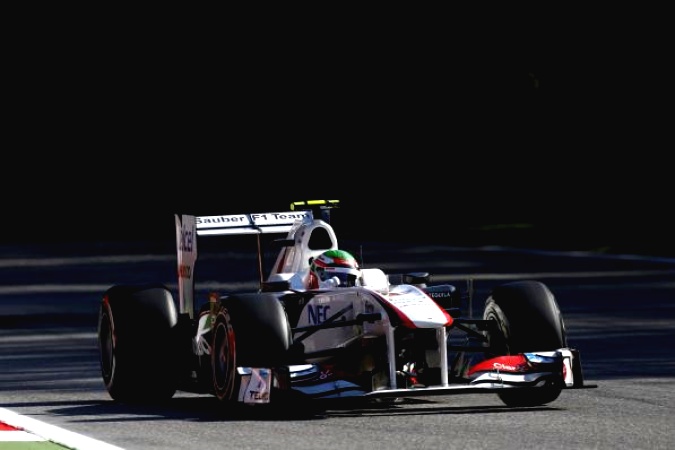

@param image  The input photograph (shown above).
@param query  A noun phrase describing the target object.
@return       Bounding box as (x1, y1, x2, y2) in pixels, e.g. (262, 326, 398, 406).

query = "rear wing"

(195, 211, 313, 236)
(175, 200, 340, 317)
(175, 211, 313, 318)
(194, 198, 340, 236)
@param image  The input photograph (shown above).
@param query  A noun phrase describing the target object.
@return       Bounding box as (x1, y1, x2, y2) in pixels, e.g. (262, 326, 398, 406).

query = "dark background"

(5, 11, 672, 255)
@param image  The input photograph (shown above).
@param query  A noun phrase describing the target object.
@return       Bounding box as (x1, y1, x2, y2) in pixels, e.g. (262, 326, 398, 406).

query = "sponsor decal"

(178, 264, 192, 279)
(238, 369, 272, 404)
(197, 215, 248, 226)
(305, 297, 351, 325)
(493, 362, 518, 371)
(251, 212, 311, 224)
(196, 212, 310, 229)
(308, 304, 331, 324)
(178, 226, 194, 252)
(467, 355, 528, 376)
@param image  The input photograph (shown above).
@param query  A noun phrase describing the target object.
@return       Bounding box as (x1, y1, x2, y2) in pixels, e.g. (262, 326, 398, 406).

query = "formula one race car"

(97, 200, 596, 411)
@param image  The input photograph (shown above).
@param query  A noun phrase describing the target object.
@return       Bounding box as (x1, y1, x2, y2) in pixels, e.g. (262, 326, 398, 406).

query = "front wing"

(284, 347, 597, 402)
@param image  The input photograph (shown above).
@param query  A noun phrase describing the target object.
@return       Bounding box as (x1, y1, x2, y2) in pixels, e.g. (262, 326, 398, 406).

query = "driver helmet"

(309, 249, 361, 288)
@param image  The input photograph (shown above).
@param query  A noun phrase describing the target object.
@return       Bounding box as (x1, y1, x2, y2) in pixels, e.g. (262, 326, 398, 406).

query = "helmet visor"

(318, 268, 359, 287)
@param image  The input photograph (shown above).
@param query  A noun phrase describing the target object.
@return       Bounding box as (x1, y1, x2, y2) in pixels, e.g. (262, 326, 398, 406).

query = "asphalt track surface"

(0, 239, 674, 449)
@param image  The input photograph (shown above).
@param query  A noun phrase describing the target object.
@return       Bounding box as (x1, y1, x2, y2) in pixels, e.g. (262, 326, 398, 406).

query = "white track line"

(0, 407, 124, 450)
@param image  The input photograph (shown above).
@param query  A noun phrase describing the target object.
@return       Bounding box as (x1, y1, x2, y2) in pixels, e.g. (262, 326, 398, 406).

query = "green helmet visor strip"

(312, 250, 360, 284)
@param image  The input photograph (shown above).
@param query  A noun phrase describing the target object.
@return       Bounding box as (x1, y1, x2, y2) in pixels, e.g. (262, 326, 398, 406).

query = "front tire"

(211, 293, 292, 404)
(483, 280, 566, 407)
(212, 307, 237, 402)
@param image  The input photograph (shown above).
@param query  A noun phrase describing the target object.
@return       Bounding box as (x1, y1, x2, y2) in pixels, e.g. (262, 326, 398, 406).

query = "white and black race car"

(97, 200, 596, 410)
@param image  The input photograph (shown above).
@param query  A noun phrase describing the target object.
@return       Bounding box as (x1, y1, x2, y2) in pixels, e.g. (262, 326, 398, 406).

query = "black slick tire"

(98, 284, 179, 403)
(483, 280, 566, 407)
(211, 293, 292, 404)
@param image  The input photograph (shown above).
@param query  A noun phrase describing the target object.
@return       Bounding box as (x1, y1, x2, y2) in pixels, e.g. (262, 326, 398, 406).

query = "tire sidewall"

(212, 307, 237, 402)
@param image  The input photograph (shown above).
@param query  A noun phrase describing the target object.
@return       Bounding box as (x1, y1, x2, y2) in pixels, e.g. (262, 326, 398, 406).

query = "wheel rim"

(484, 305, 510, 356)
(212, 313, 236, 401)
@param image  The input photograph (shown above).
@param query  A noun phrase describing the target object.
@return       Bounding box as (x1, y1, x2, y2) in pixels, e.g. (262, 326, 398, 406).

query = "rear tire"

(98, 284, 179, 403)
(483, 280, 566, 407)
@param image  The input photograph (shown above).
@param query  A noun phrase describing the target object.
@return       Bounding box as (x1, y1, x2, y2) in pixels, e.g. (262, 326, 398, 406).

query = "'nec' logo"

(179, 228, 194, 252)
(308, 305, 330, 324)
